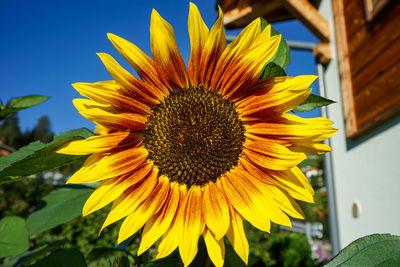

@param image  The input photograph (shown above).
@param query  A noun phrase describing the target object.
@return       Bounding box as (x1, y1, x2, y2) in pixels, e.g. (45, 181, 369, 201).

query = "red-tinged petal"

(202, 182, 230, 240)
(100, 168, 158, 232)
(156, 185, 187, 259)
(244, 140, 306, 170)
(82, 162, 153, 216)
(179, 186, 204, 267)
(150, 9, 189, 89)
(72, 82, 152, 115)
(107, 33, 168, 95)
(118, 176, 170, 243)
(138, 181, 181, 255)
(218, 175, 271, 232)
(73, 99, 147, 131)
(188, 2, 209, 87)
(198, 6, 225, 87)
(97, 53, 160, 105)
(56, 131, 131, 155)
(66, 147, 148, 184)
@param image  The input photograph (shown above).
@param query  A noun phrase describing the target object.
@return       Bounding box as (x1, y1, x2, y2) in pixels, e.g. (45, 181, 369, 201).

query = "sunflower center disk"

(144, 87, 245, 187)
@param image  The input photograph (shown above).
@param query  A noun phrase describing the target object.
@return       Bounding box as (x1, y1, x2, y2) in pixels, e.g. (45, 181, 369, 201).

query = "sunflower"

(58, 3, 336, 267)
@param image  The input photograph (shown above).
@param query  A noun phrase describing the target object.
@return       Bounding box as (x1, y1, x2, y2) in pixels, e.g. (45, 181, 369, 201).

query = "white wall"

(318, 0, 400, 250)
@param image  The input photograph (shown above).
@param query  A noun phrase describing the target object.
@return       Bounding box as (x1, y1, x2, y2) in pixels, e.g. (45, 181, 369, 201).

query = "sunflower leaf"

(144, 250, 182, 266)
(260, 62, 287, 79)
(0, 95, 49, 120)
(293, 94, 335, 112)
(86, 247, 135, 263)
(26, 185, 94, 235)
(326, 234, 400, 266)
(0, 216, 29, 258)
(0, 128, 94, 184)
(31, 248, 86, 267)
(260, 18, 290, 70)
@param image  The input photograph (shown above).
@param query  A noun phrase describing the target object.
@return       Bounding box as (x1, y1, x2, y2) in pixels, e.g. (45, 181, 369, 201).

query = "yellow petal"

(188, 2, 209, 86)
(210, 23, 281, 100)
(73, 99, 147, 131)
(218, 176, 271, 232)
(290, 142, 332, 155)
(238, 75, 317, 108)
(282, 112, 334, 126)
(82, 162, 153, 216)
(198, 6, 225, 86)
(138, 181, 181, 255)
(157, 185, 187, 259)
(57, 131, 130, 155)
(226, 204, 249, 264)
(202, 182, 230, 240)
(100, 169, 158, 232)
(72, 82, 151, 115)
(237, 172, 292, 227)
(241, 88, 312, 120)
(107, 33, 167, 94)
(271, 168, 314, 202)
(244, 140, 306, 170)
(150, 9, 188, 89)
(179, 186, 204, 267)
(118, 176, 170, 243)
(210, 18, 261, 90)
(246, 122, 337, 141)
(266, 185, 305, 219)
(203, 228, 225, 267)
(241, 157, 314, 203)
(225, 18, 261, 57)
(97, 53, 159, 105)
(67, 146, 148, 184)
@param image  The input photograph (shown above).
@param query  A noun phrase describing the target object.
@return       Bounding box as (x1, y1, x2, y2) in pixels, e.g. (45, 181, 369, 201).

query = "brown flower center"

(143, 87, 245, 187)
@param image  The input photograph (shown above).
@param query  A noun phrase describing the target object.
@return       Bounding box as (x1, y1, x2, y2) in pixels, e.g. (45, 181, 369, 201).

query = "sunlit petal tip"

(262, 23, 271, 32)
(96, 52, 108, 59)
(301, 75, 319, 87)
(150, 9, 167, 29)
(106, 32, 118, 40)
(189, 2, 198, 10)
(217, 5, 223, 18)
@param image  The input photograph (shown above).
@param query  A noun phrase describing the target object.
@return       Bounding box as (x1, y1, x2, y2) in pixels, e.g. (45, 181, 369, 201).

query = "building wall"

(318, 0, 400, 250)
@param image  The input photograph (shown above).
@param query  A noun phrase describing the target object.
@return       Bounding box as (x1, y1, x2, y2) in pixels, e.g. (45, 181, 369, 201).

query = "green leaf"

(326, 234, 400, 266)
(260, 62, 287, 79)
(293, 94, 335, 112)
(145, 250, 183, 267)
(0, 128, 93, 184)
(2, 239, 68, 267)
(261, 18, 290, 70)
(26, 185, 94, 235)
(86, 247, 135, 263)
(0, 95, 49, 119)
(0, 216, 29, 258)
(32, 248, 86, 267)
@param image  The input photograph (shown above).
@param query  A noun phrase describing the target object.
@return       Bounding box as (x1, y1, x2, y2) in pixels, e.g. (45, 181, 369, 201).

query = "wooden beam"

(223, 5, 252, 25)
(283, 0, 330, 42)
(332, 0, 358, 137)
(313, 43, 332, 64)
(223, 0, 281, 26)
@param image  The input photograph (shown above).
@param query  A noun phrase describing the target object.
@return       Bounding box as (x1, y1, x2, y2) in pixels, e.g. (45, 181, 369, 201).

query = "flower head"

(58, 3, 336, 266)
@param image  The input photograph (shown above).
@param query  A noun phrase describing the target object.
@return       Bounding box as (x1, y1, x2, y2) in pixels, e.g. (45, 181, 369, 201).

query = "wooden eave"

(220, 0, 330, 42)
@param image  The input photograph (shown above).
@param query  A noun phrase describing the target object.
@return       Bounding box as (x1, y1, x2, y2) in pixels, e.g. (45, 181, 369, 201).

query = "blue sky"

(0, 0, 319, 134)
